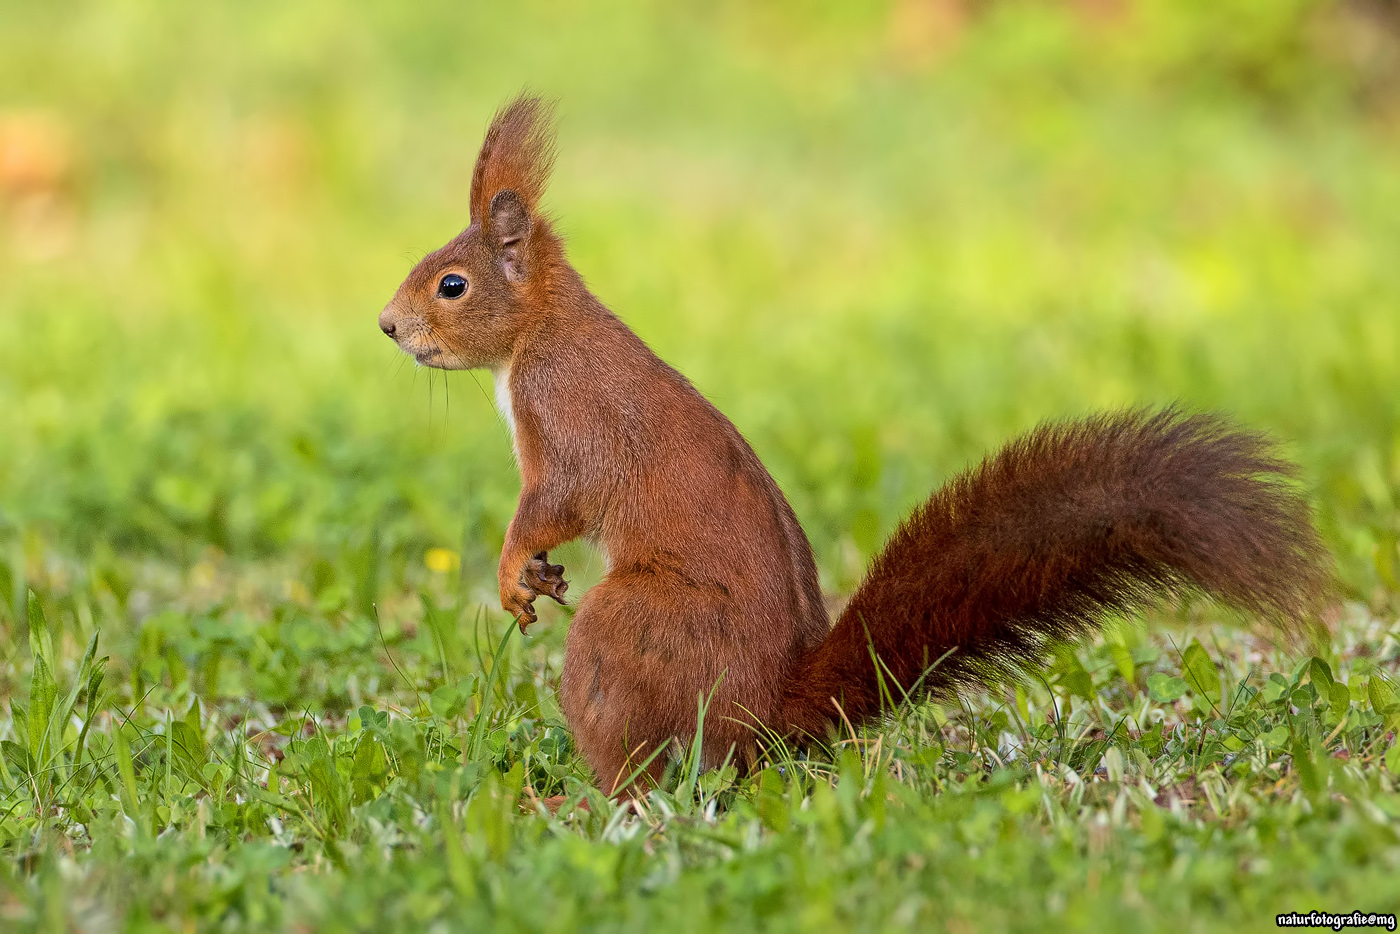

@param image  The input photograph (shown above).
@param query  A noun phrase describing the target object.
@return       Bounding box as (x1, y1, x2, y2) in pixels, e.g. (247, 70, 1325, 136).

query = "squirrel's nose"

(378, 308, 398, 338)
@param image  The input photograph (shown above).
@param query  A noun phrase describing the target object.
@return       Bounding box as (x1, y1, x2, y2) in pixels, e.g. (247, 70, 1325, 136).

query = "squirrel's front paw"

(500, 552, 568, 633)
(522, 551, 569, 603)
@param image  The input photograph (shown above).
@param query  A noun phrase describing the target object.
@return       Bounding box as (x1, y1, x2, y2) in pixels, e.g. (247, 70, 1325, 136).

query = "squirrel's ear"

(489, 189, 532, 283)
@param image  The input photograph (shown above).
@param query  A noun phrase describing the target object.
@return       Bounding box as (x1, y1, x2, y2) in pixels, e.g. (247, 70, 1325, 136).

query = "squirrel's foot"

(522, 551, 569, 604)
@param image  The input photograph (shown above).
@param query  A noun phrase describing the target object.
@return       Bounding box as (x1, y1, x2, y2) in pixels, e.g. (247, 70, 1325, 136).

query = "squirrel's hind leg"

(559, 569, 764, 795)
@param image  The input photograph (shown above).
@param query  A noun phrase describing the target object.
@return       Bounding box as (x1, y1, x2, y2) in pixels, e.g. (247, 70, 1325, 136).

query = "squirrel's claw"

(502, 584, 539, 631)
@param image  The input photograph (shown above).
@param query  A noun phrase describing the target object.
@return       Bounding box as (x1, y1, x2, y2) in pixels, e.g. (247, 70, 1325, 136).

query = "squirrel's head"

(379, 94, 561, 370)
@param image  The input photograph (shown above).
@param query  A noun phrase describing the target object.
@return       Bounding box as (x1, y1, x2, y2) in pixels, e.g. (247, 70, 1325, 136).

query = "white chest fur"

(490, 364, 518, 467)
(493, 366, 516, 440)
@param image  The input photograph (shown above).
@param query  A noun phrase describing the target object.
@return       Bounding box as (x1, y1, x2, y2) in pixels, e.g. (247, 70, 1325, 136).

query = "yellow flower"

(424, 547, 461, 574)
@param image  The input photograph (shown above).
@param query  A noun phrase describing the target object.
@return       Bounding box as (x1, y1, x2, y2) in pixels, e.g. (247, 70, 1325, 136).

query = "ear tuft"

(470, 93, 557, 231)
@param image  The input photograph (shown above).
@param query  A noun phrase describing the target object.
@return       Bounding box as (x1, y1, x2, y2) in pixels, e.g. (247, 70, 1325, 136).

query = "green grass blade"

(468, 620, 515, 763)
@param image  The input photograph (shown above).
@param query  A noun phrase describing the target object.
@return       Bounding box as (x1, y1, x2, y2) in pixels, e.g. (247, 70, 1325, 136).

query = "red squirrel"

(378, 95, 1330, 793)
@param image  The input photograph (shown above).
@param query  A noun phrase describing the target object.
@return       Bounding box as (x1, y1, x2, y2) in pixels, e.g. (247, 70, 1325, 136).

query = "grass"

(1, 1, 1399, 930)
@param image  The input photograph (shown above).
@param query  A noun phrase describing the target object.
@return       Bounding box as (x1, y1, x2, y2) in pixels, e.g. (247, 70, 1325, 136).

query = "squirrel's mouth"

(384, 319, 470, 369)
(410, 342, 471, 370)
(389, 330, 447, 367)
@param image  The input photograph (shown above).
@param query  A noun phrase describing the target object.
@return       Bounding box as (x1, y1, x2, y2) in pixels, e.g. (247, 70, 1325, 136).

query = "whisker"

(467, 370, 514, 446)
(427, 361, 436, 430)
(411, 325, 510, 444)
(425, 329, 458, 433)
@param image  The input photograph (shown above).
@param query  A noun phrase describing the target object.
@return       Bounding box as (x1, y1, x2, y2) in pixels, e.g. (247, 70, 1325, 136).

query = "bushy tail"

(779, 408, 1330, 737)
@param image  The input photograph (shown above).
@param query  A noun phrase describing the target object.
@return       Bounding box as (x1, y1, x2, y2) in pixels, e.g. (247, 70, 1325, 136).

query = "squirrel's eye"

(437, 273, 467, 299)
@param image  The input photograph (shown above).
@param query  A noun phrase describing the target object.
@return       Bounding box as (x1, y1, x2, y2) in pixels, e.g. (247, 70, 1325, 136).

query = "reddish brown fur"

(379, 96, 1332, 791)
(779, 409, 1330, 737)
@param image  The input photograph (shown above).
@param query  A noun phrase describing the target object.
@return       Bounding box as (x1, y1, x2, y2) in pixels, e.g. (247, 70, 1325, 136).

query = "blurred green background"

(3, 0, 1399, 608)
(3, 2, 1400, 929)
